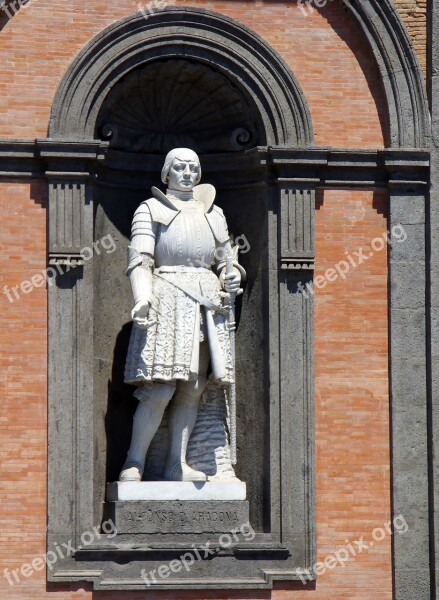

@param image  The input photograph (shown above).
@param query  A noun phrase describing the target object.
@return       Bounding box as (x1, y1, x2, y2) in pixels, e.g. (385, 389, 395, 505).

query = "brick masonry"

(394, 0, 427, 77)
(0, 1, 394, 598)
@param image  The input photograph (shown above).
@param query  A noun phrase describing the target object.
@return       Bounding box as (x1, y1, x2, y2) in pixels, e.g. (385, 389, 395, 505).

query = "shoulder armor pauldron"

(142, 197, 179, 226)
(205, 205, 230, 243)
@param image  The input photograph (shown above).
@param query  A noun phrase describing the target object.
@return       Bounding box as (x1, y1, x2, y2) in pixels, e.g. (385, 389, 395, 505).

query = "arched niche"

(46, 8, 317, 591)
(91, 55, 290, 534)
(95, 58, 264, 154)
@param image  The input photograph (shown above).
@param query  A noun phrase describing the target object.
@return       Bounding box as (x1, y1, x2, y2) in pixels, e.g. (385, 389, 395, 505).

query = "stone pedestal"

(107, 481, 249, 534)
(107, 500, 249, 534)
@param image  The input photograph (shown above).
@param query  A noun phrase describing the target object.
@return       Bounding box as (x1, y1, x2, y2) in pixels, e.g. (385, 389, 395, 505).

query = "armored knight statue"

(120, 148, 245, 483)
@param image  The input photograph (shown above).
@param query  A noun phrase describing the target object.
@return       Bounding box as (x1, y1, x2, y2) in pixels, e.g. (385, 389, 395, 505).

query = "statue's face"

(167, 154, 200, 192)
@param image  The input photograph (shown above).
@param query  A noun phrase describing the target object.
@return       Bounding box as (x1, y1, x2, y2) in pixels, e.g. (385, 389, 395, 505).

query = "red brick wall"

(0, 181, 49, 598)
(394, 0, 427, 77)
(312, 189, 391, 599)
(0, 1, 392, 598)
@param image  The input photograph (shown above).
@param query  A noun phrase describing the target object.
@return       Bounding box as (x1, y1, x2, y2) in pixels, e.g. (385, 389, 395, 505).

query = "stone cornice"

(0, 140, 429, 190)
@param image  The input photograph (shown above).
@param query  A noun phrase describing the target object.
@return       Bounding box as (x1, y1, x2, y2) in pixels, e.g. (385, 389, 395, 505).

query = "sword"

(225, 249, 242, 465)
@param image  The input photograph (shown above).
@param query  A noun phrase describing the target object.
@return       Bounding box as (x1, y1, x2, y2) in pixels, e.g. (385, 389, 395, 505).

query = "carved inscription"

(128, 509, 240, 526)
(110, 501, 249, 534)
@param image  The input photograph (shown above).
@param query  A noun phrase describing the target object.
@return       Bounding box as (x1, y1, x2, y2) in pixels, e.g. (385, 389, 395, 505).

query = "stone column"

(44, 144, 99, 552)
(270, 178, 316, 571)
(429, 0, 439, 594)
(388, 181, 431, 598)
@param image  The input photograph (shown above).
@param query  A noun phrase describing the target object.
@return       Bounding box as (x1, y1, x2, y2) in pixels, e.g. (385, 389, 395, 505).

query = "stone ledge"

(107, 481, 247, 501)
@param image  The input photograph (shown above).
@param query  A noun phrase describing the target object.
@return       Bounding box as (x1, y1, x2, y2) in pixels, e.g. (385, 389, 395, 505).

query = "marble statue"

(120, 148, 245, 483)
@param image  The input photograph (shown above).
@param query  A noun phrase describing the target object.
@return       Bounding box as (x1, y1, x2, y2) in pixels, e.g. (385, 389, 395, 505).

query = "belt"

(155, 265, 212, 274)
(154, 271, 226, 314)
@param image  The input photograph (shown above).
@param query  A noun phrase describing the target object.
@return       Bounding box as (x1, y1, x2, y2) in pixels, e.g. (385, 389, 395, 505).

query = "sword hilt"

(225, 255, 234, 277)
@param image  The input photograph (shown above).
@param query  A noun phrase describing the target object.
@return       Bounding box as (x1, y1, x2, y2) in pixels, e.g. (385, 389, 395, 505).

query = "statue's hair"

(161, 148, 202, 185)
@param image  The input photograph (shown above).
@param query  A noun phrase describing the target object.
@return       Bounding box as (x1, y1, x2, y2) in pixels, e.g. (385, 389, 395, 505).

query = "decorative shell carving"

(96, 59, 259, 153)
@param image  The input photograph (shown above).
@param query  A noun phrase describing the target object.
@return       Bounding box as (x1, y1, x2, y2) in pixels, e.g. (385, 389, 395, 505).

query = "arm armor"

(127, 202, 156, 306)
(127, 247, 154, 306)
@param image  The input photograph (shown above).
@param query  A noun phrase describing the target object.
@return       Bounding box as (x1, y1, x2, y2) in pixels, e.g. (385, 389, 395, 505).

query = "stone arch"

(48, 3, 430, 150)
(49, 7, 314, 147)
(343, 0, 429, 148)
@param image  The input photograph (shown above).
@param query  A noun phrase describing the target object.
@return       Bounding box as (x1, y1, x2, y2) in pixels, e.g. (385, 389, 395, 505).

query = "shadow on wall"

(317, 1, 390, 145)
(30, 180, 48, 208)
(88, 583, 314, 599)
(316, 188, 389, 218)
(105, 322, 137, 483)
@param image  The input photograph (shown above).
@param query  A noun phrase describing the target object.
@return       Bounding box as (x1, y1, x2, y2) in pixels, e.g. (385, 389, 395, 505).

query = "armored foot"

(119, 466, 142, 481)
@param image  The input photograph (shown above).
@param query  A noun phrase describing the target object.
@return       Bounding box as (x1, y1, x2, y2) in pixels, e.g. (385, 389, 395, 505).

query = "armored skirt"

(124, 267, 234, 384)
(124, 193, 235, 387)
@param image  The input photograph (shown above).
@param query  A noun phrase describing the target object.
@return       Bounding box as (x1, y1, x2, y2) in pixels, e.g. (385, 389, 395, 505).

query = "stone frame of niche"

(45, 8, 316, 590)
(41, 4, 432, 594)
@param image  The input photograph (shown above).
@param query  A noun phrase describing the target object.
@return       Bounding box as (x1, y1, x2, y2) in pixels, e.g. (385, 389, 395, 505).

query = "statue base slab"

(107, 480, 246, 501)
(106, 500, 250, 534)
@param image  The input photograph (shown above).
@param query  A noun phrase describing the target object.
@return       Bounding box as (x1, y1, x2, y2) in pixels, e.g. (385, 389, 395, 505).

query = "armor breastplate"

(154, 203, 216, 268)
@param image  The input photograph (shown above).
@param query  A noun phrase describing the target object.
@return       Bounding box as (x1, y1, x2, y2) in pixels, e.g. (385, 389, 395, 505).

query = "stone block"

(108, 500, 250, 534)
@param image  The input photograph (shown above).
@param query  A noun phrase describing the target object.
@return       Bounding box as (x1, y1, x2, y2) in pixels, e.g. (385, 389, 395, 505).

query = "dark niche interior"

(96, 58, 265, 154)
(92, 58, 271, 532)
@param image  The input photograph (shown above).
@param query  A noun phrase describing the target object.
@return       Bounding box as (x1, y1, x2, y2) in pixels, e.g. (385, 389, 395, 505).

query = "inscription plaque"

(109, 500, 250, 534)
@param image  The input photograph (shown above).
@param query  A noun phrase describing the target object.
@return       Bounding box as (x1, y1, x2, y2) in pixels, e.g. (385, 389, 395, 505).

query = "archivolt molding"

(49, 7, 314, 147)
(343, 0, 430, 148)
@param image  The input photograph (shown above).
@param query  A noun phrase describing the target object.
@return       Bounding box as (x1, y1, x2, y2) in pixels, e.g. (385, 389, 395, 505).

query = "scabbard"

(226, 255, 237, 464)
(205, 308, 227, 380)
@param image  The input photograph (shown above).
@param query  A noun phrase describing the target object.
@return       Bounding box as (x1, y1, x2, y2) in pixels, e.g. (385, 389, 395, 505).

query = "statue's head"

(161, 148, 201, 192)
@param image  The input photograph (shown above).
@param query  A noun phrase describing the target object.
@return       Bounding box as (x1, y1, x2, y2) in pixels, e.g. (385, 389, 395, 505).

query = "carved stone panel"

(279, 187, 315, 271)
